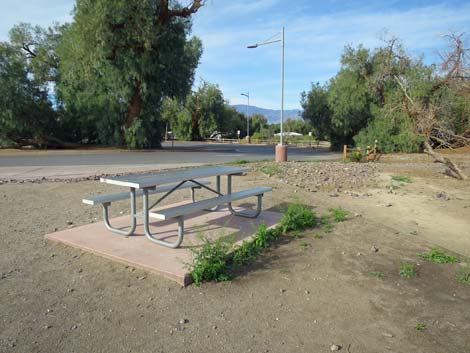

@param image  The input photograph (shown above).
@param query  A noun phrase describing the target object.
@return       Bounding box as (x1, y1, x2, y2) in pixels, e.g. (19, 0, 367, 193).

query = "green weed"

(399, 262, 416, 278)
(313, 233, 323, 239)
(369, 271, 384, 279)
(391, 175, 412, 183)
(280, 204, 317, 233)
(260, 164, 282, 176)
(329, 206, 348, 222)
(456, 266, 470, 283)
(418, 248, 458, 264)
(299, 240, 310, 251)
(415, 323, 426, 331)
(232, 159, 249, 165)
(279, 267, 290, 274)
(189, 236, 233, 284)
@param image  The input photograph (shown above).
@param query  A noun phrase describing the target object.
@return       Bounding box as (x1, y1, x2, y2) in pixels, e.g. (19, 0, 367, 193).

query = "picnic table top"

(100, 165, 248, 189)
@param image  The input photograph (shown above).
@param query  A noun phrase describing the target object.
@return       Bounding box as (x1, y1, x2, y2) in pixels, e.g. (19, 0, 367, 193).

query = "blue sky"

(1, 0, 470, 109)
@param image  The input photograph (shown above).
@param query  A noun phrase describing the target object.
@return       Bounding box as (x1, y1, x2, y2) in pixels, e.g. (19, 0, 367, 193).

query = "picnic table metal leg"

(207, 175, 221, 211)
(142, 188, 184, 248)
(227, 174, 263, 218)
(102, 187, 137, 236)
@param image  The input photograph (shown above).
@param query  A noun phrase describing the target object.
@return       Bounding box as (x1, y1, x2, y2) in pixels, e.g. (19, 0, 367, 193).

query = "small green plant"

(415, 323, 426, 331)
(313, 233, 323, 239)
(391, 175, 412, 183)
(299, 240, 310, 251)
(280, 204, 317, 233)
(456, 266, 470, 283)
(189, 236, 233, 284)
(369, 271, 384, 279)
(260, 164, 282, 176)
(399, 262, 416, 278)
(329, 207, 348, 222)
(323, 223, 333, 233)
(232, 159, 249, 165)
(279, 267, 290, 274)
(418, 248, 458, 264)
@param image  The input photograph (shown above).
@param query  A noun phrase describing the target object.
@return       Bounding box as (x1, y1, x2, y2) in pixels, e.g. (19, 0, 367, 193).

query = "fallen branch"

(423, 141, 467, 180)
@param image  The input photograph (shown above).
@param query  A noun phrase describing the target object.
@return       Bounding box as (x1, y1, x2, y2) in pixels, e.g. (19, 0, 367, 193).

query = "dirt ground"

(1, 153, 470, 353)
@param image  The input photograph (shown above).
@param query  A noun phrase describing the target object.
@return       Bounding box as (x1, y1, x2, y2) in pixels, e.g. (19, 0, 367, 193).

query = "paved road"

(0, 142, 340, 180)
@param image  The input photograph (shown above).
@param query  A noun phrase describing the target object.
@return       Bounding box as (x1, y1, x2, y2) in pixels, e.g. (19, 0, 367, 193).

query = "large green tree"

(57, 0, 203, 148)
(300, 82, 330, 140)
(0, 23, 66, 147)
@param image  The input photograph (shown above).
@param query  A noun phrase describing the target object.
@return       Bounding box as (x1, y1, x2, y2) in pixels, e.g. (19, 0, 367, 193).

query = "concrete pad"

(45, 204, 282, 286)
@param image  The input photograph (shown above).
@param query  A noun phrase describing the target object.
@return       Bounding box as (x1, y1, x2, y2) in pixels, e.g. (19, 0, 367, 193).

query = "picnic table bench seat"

(150, 186, 272, 220)
(82, 180, 210, 206)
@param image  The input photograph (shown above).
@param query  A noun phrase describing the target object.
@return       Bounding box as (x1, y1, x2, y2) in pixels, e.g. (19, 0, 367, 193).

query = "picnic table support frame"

(102, 188, 137, 236)
(142, 187, 185, 248)
(227, 175, 263, 218)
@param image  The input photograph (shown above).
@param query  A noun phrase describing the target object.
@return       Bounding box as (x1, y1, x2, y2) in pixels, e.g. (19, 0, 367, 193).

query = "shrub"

(280, 204, 317, 233)
(190, 237, 233, 284)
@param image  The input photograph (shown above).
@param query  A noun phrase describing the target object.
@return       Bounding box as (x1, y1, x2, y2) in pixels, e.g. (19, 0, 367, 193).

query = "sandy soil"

(1, 154, 470, 353)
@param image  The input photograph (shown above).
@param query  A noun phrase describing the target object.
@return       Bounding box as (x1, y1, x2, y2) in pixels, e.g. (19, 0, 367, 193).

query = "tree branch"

(157, 0, 204, 24)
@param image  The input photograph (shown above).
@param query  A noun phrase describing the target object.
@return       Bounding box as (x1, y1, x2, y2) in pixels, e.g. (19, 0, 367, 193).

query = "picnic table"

(83, 165, 271, 248)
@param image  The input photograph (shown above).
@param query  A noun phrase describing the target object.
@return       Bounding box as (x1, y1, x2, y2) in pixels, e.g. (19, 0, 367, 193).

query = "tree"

(0, 25, 63, 147)
(249, 113, 268, 135)
(57, 0, 203, 148)
(300, 82, 330, 139)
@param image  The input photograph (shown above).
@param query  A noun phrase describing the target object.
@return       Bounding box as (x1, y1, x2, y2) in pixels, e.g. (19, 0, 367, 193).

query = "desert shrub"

(190, 237, 233, 284)
(280, 204, 317, 232)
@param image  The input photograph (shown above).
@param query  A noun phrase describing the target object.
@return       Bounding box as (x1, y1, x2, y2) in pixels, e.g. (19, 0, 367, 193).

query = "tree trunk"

(423, 141, 467, 180)
(125, 79, 142, 129)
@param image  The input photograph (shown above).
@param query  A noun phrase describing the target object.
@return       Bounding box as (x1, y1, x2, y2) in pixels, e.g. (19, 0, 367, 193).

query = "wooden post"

(343, 145, 347, 161)
(366, 145, 371, 161)
(373, 140, 378, 160)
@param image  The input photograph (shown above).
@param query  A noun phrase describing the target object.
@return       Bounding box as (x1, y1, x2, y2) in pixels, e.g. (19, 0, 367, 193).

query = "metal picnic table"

(92, 165, 271, 248)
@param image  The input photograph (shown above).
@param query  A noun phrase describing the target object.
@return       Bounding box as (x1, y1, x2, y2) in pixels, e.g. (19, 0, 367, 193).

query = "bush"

(190, 237, 232, 284)
(353, 114, 423, 153)
(280, 204, 317, 232)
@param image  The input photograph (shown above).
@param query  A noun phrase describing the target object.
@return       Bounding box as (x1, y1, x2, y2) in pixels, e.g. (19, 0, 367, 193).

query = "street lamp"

(241, 92, 250, 143)
(247, 26, 287, 162)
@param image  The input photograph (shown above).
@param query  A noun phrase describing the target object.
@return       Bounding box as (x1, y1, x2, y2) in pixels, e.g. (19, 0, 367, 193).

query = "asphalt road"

(0, 142, 340, 180)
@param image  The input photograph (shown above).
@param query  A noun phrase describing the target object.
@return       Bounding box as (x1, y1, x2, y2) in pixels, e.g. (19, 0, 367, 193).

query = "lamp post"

(248, 26, 287, 162)
(241, 92, 250, 143)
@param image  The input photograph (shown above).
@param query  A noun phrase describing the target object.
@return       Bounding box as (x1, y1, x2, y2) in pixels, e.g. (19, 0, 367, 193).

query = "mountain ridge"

(231, 104, 301, 124)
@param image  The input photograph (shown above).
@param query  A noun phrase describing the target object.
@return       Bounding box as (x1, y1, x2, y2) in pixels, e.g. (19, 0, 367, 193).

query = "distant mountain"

(232, 105, 301, 124)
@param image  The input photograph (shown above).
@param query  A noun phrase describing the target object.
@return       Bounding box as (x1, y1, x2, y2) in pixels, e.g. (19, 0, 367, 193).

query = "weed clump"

(328, 207, 348, 222)
(418, 248, 458, 264)
(260, 164, 282, 176)
(399, 262, 416, 278)
(391, 175, 412, 183)
(280, 204, 317, 233)
(456, 266, 470, 284)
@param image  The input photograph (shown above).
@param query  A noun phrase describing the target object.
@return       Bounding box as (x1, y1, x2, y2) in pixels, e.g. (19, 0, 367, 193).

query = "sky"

(1, 0, 470, 109)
